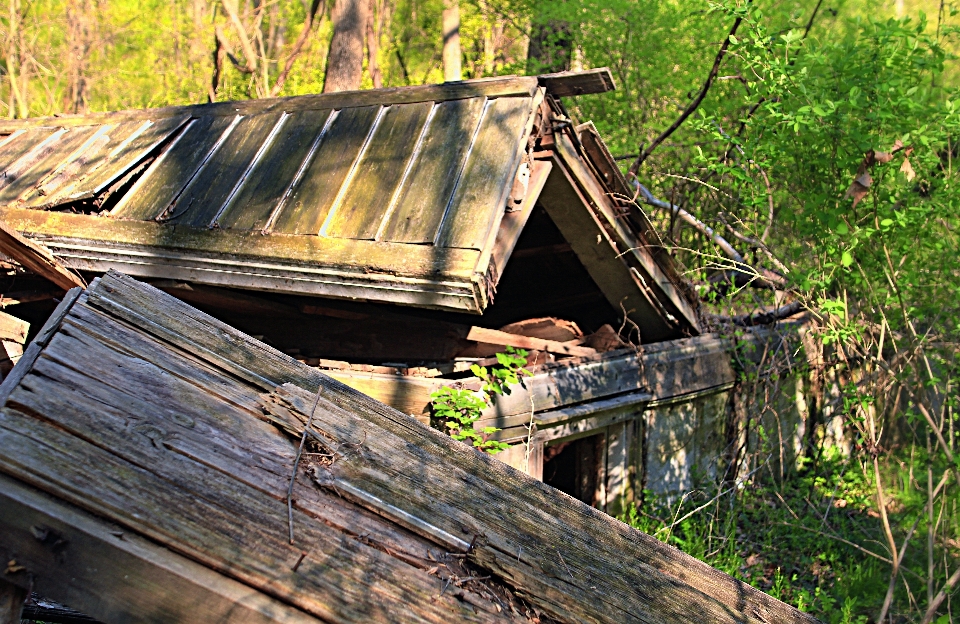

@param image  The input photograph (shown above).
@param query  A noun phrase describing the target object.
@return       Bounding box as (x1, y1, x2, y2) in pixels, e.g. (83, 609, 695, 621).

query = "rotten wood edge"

(0, 473, 320, 624)
(0, 286, 82, 405)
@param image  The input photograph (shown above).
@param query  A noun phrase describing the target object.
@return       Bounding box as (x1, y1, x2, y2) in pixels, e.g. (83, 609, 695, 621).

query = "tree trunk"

(64, 0, 94, 114)
(323, 0, 368, 93)
(527, 19, 573, 74)
(441, 0, 461, 82)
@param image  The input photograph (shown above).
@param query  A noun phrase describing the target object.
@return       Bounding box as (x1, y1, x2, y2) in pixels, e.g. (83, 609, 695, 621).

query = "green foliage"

(429, 347, 530, 454)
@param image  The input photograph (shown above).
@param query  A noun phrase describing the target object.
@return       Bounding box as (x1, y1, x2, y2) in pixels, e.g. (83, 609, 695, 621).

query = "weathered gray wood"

(325, 102, 433, 240)
(0, 76, 540, 131)
(0, 221, 85, 290)
(0, 126, 98, 204)
(538, 159, 678, 342)
(271, 106, 380, 235)
(170, 113, 284, 227)
(111, 115, 235, 221)
(271, 382, 813, 624)
(380, 97, 486, 243)
(217, 109, 332, 231)
(435, 96, 533, 249)
(538, 68, 615, 97)
(0, 286, 82, 405)
(552, 132, 700, 334)
(26, 120, 145, 206)
(0, 128, 58, 175)
(0, 474, 322, 624)
(0, 347, 520, 623)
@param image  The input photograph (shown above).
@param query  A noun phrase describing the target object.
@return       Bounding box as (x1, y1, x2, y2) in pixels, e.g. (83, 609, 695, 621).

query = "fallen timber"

(0, 271, 818, 624)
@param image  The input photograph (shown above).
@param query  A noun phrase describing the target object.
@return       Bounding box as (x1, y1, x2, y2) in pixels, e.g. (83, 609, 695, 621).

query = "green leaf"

(841, 251, 853, 267)
(835, 222, 849, 235)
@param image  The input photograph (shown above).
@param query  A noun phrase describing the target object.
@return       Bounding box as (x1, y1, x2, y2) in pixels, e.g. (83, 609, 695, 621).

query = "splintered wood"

(0, 271, 820, 624)
(0, 221, 84, 291)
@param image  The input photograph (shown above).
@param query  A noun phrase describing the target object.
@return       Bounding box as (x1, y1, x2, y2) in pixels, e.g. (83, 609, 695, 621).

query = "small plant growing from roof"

(430, 347, 530, 455)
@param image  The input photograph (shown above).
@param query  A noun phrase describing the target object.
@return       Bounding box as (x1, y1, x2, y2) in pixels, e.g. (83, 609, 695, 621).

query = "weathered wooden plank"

(467, 325, 596, 356)
(272, 106, 381, 235)
(2, 207, 480, 280)
(0, 312, 27, 344)
(435, 96, 533, 249)
(24, 120, 145, 206)
(0, 126, 99, 204)
(170, 113, 284, 228)
(553, 132, 700, 333)
(538, 68, 616, 97)
(490, 159, 553, 279)
(325, 102, 433, 240)
(0, 221, 85, 290)
(48, 115, 191, 205)
(0, 128, 58, 173)
(537, 158, 677, 342)
(270, 383, 797, 624)
(0, 129, 68, 192)
(0, 474, 322, 624)
(380, 98, 486, 243)
(0, 364, 517, 624)
(0, 77, 540, 131)
(217, 109, 332, 231)
(111, 115, 236, 221)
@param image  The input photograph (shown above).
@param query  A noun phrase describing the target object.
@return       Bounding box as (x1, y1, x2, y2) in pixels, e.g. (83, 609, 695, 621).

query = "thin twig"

(287, 387, 323, 545)
(629, 4, 749, 172)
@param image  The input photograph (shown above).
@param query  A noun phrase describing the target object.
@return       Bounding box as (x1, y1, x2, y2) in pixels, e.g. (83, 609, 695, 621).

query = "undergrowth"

(623, 448, 959, 623)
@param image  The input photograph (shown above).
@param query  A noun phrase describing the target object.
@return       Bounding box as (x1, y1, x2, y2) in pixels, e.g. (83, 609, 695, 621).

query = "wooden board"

(435, 97, 533, 249)
(380, 98, 487, 243)
(0, 312, 28, 344)
(0, 221, 85, 291)
(0, 126, 99, 205)
(538, 69, 616, 97)
(216, 109, 332, 231)
(0, 128, 59, 175)
(169, 113, 285, 227)
(0, 474, 322, 624)
(0, 271, 818, 624)
(325, 102, 433, 240)
(111, 115, 236, 221)
(271, 106, 380, 235)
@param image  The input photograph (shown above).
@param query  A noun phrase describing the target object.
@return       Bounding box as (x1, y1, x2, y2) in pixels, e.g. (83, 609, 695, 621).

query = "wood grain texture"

(325, 102, 432, 240)
(0, 474, 323, 624)
(467, 326, 596, 356)
(0, 270, 817, 624)
(0, 312, 27, 344)
(0, 126, 98, 204)
(168, 113, 284, 227)
(216, 109, 332, 231)
(538, 68, 615, 97)
(111, 115, 235, 221)
(380, 98, 486, 243)
(436, 96, 532, 250)
(0, 128, 58, 174)
(0, 221, 85, 290)
(271, 106, 380, 235)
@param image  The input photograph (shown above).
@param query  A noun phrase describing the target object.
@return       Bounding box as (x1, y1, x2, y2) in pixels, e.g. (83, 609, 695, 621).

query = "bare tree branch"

(271, 0, 323, 96)
(629, 6, 748, 173)
(221, 0, 258, 74)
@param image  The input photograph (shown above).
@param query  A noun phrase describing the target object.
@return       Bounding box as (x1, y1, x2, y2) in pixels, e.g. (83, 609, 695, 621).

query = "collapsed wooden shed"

(0, 272, 817, 624)
(0, 70, 806, 514)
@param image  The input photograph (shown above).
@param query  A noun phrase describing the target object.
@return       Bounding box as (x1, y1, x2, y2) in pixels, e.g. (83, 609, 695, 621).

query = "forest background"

(3, 0, 960, 622)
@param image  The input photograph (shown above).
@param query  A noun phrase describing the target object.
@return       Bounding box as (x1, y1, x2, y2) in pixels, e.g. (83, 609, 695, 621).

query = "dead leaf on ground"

(745, 554, 763, 567)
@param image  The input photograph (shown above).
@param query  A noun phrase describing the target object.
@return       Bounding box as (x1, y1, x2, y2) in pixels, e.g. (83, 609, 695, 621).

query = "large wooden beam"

(0, 474, 320, 624)
(0, 221, 85, 291)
